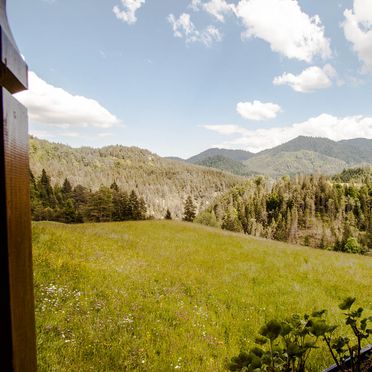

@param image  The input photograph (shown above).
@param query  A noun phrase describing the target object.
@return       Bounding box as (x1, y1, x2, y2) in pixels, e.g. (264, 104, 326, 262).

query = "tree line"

(30, 169, 147, 223)
(196, 174, 372, 254)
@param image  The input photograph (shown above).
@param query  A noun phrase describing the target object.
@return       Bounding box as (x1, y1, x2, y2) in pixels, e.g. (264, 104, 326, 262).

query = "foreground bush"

(229, 298, 371, 371)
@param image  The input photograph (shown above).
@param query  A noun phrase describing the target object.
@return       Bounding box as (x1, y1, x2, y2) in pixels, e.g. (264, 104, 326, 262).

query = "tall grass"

(33, 221, 372, 371)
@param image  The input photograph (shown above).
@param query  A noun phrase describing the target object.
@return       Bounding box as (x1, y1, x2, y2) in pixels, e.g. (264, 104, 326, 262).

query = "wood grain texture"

(0, 88, 37, 371)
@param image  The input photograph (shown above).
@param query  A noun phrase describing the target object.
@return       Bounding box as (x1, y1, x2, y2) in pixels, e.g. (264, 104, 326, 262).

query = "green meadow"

(33, 221, 372, 371)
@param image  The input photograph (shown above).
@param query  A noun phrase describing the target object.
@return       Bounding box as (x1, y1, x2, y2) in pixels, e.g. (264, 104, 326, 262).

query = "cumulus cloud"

(204, 114, 372, 152)
(113, 0, 145, 25)
(15, 72, 121, 128)
(168, 13, 222, 46)
(273, 64, 337, 92)
(198, 0, 235, 22)
(236, 100, 282, 121)
(235, 0, 331, 62)
(343, 0, 372, 73)
(189, 0, 202, 11)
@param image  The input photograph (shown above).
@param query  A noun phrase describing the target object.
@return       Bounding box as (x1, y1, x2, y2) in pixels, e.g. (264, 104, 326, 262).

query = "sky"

(8, 0, 372, 158)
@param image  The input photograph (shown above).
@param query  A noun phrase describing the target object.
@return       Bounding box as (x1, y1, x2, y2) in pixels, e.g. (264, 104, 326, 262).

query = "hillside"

(242, 150, 348, 177)
(259, 136, 372, 164)
(33, 221, 372, 371)
(186, 137, 372, 177)
(29, 137, 244, 218)
(191, 155, 257, 177)
(196, 173, 372, 254)
(188, 148, 254, 163)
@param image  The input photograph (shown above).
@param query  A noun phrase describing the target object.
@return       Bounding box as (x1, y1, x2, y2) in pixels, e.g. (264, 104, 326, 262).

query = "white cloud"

(113, 0, 145, 25)
(15, 72, 121, 128)
(236, 100, 282, 121)
(168, 13, 222, 46)
(203, 124, 248, 135)
(189, 0, 202, 11)
(235, 0, 331, 62)
(273, 64, 337, 93)
(343, 0, 372, 73)
(204, 114, 372, 152)
(203, 0, 235, 22)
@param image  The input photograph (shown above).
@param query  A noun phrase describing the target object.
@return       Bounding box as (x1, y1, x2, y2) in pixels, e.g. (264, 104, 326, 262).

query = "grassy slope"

(33, 221, 372, 371)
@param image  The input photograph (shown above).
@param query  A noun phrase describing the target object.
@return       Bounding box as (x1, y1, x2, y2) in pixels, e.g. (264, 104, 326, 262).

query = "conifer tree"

(165, 209, 172, 220)
(129, 190, 140, 220)
(62, 178, 72, 197)
(110, 181, 119, 192)
(183, 196, 196, 222)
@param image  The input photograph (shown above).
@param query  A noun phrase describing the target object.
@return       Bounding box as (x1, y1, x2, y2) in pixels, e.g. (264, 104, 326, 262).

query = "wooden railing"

(0, 0, 37, 370)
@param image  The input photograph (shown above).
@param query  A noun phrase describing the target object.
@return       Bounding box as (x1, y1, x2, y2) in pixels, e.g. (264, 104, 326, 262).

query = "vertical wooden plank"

(0, 88, 37, 371)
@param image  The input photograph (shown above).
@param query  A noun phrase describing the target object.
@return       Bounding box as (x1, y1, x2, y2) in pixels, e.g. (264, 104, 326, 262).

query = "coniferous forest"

(196, 173, 372, 254)
(30, 169, 147, 223)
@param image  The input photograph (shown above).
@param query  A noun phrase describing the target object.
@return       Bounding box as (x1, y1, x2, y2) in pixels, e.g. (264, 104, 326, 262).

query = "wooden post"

(0, 0, 37, 371)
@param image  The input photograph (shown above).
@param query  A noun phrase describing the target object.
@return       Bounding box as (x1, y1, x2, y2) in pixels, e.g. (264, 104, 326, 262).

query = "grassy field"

(32, 221, 372, 371)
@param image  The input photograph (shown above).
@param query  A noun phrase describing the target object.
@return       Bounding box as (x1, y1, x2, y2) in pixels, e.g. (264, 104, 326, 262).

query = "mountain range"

(182, 136, 372, 177)
(29, 136, 372, 218)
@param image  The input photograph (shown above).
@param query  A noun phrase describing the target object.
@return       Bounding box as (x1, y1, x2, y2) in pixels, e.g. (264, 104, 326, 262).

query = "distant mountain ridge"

(188, 148, 254, 163)
(183, 136, 372, 177)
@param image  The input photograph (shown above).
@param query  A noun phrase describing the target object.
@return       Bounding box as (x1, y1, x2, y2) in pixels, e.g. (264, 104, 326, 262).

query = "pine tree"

(85, 186, 113, 222)
(138, 197, 147, 220)
(37, 169, 56, 208)
(110, 181, 119, 192)
(62, 178, 72, 197)
(165, 209, 172, 220)
(63, 199, 77, 223)
(183, 196, 196, 222)
(112, 191, 128, 221)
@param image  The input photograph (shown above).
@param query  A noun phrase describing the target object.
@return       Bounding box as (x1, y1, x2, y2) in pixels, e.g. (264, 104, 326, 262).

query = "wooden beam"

(0, 0, 37, 370)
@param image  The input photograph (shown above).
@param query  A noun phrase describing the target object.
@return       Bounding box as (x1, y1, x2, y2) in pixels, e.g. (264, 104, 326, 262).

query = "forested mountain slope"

(29, 137, 244, 218)
(258, 136, 372, 164)
(196, 173, 372, 254)
(242, 150, 348, 177)
(187, 137, 372, 177)
(187, 148, 254, 163)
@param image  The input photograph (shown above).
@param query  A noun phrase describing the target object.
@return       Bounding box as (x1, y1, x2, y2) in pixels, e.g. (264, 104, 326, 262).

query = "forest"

(30, 169, 147, 223)
(196, 171, 372, 254)
(31, 166, 372, 254)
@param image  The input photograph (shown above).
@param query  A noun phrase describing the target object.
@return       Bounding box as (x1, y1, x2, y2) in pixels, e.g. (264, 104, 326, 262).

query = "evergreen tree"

(165, 209, 172, 220)
(37, 169, 56, 208)
(110, 181, 119, 192)
(85, 186, 113, 222)
(62, 178, 72, 197)
(63, 199, 77, 223)
(138, 197, 147, 220)
(129, 190, 140, 220)
(112, 191, 128, 221)
(183, 196, 196, 222)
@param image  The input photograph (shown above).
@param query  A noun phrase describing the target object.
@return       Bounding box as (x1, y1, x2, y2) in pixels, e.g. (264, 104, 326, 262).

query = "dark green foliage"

(229, 314, 319, 371)
(164, 209, 172, 220)
(198, 174, 372, 254)
(183, 196, 196, 222)
(333, 167, 372, 184)
(30, 169, 148, 223)
(229, 298, 371, 372)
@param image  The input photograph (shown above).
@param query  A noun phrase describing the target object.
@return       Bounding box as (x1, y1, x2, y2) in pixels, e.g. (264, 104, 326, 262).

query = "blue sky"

(9, 0, 372, 158)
